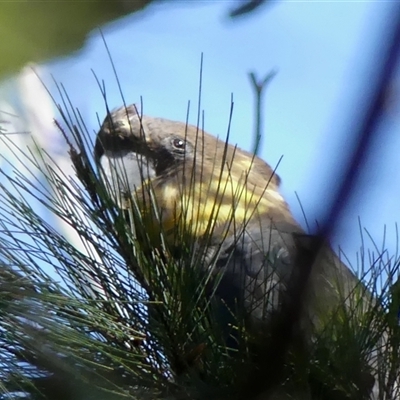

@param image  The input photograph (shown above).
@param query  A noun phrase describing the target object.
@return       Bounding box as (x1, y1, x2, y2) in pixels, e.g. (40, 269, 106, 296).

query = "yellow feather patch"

(154, 180, 276, 237)
(136, 167, 285, 242)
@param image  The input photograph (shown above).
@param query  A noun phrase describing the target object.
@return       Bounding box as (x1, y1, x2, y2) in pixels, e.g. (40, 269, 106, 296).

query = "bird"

(94, 104, 381, 398)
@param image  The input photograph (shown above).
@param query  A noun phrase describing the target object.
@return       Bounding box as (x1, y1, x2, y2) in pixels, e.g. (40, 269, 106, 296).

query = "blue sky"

(10, 1, 400, 272)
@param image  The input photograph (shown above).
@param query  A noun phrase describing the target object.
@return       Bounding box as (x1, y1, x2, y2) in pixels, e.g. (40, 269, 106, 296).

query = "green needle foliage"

(0, 84, 398, 400)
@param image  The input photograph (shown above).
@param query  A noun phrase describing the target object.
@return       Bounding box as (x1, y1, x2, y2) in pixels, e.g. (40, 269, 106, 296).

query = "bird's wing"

(212, 217, 371, 327)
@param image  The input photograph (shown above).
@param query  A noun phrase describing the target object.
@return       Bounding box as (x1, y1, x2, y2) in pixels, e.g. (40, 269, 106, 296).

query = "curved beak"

(99, 149, 156, 204)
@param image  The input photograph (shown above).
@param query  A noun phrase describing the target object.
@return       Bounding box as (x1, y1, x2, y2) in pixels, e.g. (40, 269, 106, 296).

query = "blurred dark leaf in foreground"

(230, 0, 272, 18)
(0, 0, 152, 79)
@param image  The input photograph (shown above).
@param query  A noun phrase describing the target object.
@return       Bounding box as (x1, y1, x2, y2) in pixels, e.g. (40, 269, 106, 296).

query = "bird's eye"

(172, 138, 186, 150)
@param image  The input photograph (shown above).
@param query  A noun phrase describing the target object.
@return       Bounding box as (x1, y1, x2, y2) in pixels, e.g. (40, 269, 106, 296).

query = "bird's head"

(95, 105, 294, 240)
